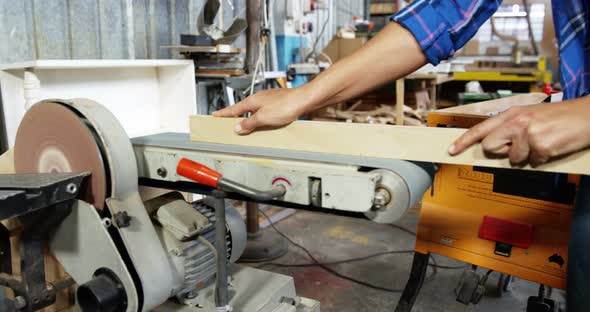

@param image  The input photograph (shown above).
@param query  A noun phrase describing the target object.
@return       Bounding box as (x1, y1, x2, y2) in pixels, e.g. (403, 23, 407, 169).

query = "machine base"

(241, 230, 289, 262)
(155, 265, 319, 312)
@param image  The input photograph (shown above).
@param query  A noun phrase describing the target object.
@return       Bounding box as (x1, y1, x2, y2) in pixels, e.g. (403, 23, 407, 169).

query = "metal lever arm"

(176, 158, 286, 201)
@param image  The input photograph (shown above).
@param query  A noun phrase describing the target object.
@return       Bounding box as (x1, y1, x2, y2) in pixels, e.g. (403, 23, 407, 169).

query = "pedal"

(471, 284, 486, 304)
(526, 284, 555, 312)
(526, 297, 555, 312)
(455, 268, 488, 305)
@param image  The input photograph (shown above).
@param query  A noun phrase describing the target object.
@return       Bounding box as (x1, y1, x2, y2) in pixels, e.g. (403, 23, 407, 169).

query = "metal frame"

(154, 265, 320, 312)
(395, 252, 430, 312)
(49, 200, 139, 312)
(133, 133, 433, 223)
(0, 172, 87, 312)
(56, 99, 176, 311)
(6, 98, 434, 311)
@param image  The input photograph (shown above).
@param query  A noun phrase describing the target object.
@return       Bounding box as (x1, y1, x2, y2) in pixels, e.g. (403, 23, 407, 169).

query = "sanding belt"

(11, 101, 432, 218)
(13, 102, 108, 210)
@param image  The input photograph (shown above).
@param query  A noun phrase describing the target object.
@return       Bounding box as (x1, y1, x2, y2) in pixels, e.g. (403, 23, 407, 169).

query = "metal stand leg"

(212, 190, 231, 312)
(246, 202, 260, 234)
(240, 202, 288, 262)
(395, 252, 430, 312)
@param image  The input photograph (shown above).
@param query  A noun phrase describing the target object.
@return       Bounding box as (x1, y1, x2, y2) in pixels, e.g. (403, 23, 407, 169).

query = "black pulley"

(77, 268, 127, 312)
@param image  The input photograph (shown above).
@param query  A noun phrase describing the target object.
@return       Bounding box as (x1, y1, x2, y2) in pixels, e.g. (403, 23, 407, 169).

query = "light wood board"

(370, 2, 397, 15)
(0, 149, 14, 174)
(162, 45, 244, 54)
(437, 93, 548, 115)
(406, 73, 454, 85)
(190, 115, 590, 175)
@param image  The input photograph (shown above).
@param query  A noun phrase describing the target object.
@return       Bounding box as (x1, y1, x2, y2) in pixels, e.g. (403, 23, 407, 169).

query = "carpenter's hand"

(448, 98, 590, 166)
(213, 88, 309, 135)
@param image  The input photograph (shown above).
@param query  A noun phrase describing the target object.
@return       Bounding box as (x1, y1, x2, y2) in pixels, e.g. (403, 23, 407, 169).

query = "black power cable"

(257, 209, 468, 293)
(258, 249, 414, 268)
(258, 209, 404, 292)
(305, 10, 331, 61)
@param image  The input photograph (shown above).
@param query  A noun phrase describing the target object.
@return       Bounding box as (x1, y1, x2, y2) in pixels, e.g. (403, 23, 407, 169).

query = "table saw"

(0, 98, 434, 311)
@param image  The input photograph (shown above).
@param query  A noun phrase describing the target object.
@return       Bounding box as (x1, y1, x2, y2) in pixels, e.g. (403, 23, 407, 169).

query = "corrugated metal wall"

(333, 0, 365, 30)
(0, 0, 246, 63)
(0, 0, 363, 64)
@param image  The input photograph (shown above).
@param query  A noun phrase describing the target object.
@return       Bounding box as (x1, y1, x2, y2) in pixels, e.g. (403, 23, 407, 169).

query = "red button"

(479, 216, 533, 249)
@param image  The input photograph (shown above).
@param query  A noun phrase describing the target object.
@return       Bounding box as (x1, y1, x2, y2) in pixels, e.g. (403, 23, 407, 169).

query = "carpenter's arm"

(215, 1, 501, 134)
(449, 96, 590, 165)
(301, 22, 426, 110)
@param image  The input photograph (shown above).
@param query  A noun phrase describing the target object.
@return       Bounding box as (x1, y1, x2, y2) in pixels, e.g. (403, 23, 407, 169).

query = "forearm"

(297, 22, 427, 114)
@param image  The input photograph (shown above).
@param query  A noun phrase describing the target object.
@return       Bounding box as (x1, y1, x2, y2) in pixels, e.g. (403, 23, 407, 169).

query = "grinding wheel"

(14, 102, 108, 210)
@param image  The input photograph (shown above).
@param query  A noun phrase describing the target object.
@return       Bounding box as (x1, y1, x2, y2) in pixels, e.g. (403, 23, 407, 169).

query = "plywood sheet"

(190, 115, 590, 175)
(436, 93, 548, 116)
(0, 149, 14, 174)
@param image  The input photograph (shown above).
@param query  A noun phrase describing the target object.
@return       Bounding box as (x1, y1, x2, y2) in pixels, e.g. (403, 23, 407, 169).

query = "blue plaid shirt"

(392, 0, 590, 100)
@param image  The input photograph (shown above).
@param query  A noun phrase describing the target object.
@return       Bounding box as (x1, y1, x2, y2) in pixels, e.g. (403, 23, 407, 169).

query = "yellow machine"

(396, 97, 575, 311)
(453, 55, 552, 92)
(417, 163, 575, 288)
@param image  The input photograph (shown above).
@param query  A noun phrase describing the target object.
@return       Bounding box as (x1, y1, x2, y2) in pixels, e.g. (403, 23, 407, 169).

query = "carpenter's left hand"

(448, 97, 590, 166)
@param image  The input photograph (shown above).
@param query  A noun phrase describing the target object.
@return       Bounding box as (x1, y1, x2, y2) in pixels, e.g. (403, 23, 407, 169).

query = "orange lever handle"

(176, 158, 222, 188)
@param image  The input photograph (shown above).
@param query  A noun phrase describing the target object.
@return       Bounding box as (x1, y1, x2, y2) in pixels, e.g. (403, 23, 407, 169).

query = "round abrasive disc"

(14, 102, 108, 210)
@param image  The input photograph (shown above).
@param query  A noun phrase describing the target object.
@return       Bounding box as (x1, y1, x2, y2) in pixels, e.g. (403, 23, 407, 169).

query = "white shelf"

(0, 59, 192, 71)
(0, 59, 196, 147)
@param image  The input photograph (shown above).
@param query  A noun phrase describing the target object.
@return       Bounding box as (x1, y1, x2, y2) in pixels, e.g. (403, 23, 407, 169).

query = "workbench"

(395, 72, 454, 125)
(452, 55, 552, 93)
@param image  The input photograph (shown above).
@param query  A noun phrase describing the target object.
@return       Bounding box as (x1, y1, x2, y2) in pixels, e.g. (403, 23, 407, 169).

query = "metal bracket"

(0, 172, 87, 312)
(60, 98, 175, 311)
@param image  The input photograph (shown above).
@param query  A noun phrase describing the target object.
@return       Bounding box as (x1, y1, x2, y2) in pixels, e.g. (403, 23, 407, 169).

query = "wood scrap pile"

(311, 102, 426, 126)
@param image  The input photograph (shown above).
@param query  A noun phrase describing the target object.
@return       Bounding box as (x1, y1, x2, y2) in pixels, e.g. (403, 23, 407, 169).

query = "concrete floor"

(245, 210, 566, 312)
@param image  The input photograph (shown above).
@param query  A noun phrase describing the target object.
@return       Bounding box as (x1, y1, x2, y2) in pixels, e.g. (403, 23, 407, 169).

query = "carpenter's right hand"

(213, 88, 309, 135)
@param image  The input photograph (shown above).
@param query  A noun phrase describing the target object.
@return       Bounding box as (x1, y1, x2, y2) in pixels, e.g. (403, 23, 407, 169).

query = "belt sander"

(1, 99, 433, 311)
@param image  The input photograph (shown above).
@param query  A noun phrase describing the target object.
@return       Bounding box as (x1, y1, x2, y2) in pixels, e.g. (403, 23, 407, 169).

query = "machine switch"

(479, 216, 533, 249)
(494, 242, 512, 257)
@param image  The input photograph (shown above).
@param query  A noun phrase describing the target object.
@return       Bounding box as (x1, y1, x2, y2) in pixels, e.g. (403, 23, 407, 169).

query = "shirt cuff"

(390, 2, 455, 65)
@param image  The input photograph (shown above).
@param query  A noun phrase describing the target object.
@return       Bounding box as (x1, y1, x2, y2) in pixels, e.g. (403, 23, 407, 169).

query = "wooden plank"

(436, 93, 548, 115)
(370, 3, 397, 15)
(396, 79, 405, 125)
(463, 66, 538, 74)
(190, 115, 590, 175)
(406, 73, 454, 85)
(195, 69, 245, 78)
(430, 85, 437, 110)
(0, 149, 14, 174)
(162, 45, 244, 54)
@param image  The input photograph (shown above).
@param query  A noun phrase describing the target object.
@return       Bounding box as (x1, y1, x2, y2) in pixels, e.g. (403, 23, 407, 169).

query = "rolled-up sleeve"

(391, 0, 501, 65)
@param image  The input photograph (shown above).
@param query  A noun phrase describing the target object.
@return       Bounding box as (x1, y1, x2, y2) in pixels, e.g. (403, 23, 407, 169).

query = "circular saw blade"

(14, 102, 108, 210)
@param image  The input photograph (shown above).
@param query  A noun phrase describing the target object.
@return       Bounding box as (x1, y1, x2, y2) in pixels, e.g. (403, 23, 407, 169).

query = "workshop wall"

(318, 0, 365, 55)
(0, 0, 364, 64)
(0, 0, 246, 63)
(463, 0, 558, 74)
(271, 0, 364, 67)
